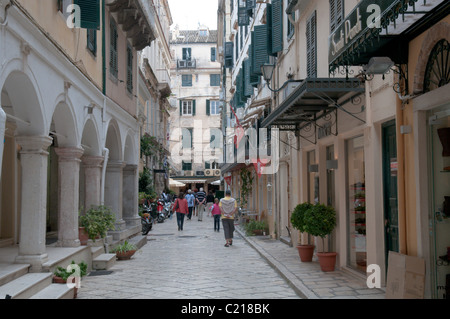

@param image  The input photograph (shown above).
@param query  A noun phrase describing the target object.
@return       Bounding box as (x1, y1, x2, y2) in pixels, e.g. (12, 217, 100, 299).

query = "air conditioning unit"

(213, 169, 221, 176)
(205, 169, 214, 176)
(178, 60, 186, 67)
(186, 60, 195, 68)
(184, 170, 194, 176)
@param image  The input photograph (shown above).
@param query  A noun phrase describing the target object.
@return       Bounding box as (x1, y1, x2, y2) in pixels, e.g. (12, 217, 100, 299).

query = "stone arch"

(413, 21, 450, 94)
(81, 118, 101, 156)
(124, 130, 137, 165)
(105, 119, 122, 161)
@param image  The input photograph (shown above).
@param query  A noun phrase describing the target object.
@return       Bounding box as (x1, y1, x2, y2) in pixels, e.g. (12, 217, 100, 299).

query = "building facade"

(218, 0, 450, 298)
(169, 25, 222, 193)
(0, 0, 158, 272)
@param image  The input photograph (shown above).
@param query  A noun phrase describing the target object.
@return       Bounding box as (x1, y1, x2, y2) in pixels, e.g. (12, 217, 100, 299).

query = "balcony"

(177, 59, 197, 69)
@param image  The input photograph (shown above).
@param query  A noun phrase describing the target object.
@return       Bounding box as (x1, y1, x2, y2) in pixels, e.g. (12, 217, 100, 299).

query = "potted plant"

(244, 220, 268, 236)
(53, 260, 87, 298)
(304, 203, 337, 272)
(111, 240, 138, 260)
(291, 202, 315, 262)
(79, 205, 116, 242)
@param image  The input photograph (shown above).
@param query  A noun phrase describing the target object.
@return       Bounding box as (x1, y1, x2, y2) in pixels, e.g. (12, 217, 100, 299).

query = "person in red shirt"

(173, 192, 188, 231)
(211, 198, 221, 232)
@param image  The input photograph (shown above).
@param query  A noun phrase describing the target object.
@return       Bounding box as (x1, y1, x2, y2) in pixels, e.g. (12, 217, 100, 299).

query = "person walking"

(211, 198, 221, 232)
(173, 192, 188, 231)
(206, 190, 215, 217)
(185, 190, 195, 220)
(220, 190, 238, 247)
(196, 187, 206, 221)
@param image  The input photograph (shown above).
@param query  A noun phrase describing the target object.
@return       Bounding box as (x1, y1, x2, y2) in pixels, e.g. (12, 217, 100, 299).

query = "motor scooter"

(156, 199, 165, 223)
(140, 204, 153, 235)
(163, 200, 172, 219)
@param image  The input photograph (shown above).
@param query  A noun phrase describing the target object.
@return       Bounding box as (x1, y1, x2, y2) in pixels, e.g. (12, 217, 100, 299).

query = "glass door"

(428, 105, 450, 299)
(346, 135, 366, 272)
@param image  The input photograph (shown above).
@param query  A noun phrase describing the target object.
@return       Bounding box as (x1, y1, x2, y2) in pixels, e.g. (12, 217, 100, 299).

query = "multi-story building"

(218, 0, 450, 298)
(138, 0, 173, 194)
(168, 25, 222, 193)
(0, 0, 158, 279)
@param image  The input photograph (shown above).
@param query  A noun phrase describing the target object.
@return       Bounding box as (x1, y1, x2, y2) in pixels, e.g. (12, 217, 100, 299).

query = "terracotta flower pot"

(53, 276, 78, 298)
(116, 250, 136, 260)
(317, 252, 337, 272)
(78, 227, 89, 246)
(296, 245, 315, 262)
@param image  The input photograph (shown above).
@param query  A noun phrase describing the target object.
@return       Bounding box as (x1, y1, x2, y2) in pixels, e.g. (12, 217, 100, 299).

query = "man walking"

(185, 190, 195, 220)
(220, 190, 238, 247)
(196, 187, 206, 221)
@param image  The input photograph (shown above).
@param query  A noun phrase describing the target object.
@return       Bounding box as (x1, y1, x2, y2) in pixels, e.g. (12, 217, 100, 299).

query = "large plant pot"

(296, 245, 315, 262)
(317, 252, 337, 272)
(52, 276, 78, 298)
(116, 250, 136, 260)
(78, 227, 89, 246)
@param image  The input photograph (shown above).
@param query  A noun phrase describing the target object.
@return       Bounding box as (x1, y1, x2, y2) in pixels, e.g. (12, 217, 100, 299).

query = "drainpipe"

(0, 108, 6, 179)
(101, 147, 109, 205)
(396, 94, 407, 255)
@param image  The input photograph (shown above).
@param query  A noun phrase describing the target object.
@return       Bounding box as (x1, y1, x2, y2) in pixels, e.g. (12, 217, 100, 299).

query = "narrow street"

(77, 214, 301, 299)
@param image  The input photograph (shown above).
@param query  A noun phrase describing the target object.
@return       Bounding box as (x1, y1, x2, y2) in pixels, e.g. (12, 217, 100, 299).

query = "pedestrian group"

(172, 189, 237, 247)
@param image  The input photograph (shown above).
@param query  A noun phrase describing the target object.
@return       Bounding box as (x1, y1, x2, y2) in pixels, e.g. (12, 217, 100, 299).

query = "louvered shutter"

(206, 100, 210, 116)
(330, 0, 343, 32)
(251, 26, 268, 76)
(306, 11, 317, 78)
(74, 0, 100, 30)
(243, 59, 253, 97)
(225, 42, 234, 68)
(179, 100, 183, 116)
(192, 100, 196, 116)
(248, 44, 260, 87)
(126, 45, 133, 93)
(271, 0, 283, 55)
(109, 20, 118, 78)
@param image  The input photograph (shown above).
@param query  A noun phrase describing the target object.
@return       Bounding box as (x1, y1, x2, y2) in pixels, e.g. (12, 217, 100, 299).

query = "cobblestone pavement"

(77, 214, 301, 299)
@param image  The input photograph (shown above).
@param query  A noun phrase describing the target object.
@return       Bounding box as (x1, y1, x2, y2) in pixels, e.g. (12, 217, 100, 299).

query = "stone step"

(92, 254, 116, 270)
(0, 273, 52, 299)
(30, 283, 75, 299)
(0, 263, 30, 287)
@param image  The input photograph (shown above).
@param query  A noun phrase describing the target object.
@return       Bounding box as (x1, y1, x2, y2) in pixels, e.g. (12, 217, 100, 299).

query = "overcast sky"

(167, 0, 218, 30)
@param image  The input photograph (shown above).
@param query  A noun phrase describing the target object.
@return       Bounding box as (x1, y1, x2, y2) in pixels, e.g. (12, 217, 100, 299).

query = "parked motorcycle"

(140, 204, 153, 235)
(163, 200, 172, 219)
(156, 199, 165, 223)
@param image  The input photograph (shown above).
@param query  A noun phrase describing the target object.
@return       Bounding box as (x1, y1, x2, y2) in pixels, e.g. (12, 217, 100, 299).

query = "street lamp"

(261, 63, 297, 92)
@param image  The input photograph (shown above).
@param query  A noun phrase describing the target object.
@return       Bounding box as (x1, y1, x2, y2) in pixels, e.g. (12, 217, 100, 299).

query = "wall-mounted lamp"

(261, 63, 297, 93)
(308, 164, 318, 172)
(267, 182, 272, 191)
(363, 57, 394, 75)
(326, 159, 338, 170)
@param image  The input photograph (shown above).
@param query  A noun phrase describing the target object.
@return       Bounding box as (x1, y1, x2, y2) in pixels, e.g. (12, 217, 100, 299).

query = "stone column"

(54, 147, 84, 247)
(105, 161, 126, 230)
(15, 136, 53, 272)
(81, 156, 104, 211)
(122, 164, 139, 227)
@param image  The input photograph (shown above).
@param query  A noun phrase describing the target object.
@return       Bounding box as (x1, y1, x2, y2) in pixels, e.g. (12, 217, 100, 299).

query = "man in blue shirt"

(185, 190, 195, 220)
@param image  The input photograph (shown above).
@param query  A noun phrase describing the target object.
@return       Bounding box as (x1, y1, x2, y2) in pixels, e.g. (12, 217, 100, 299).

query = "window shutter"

(127, 45, 133, 93)
(251, 26, 268, 76)
(243, 59, 253, 97)
(238, 0, 249, 26)
(109, 20, 118, 78)
(192, 100, 196, 116)
(306, 11, 317, 78)
(87, 29, 97, 55)
(224, 42, 234, 68)
(206, 100, 210, 116)
(211, 47, 216, 61)
(271, 0, 283, 55)
(74, 0, 100, 30)
(179, 100, 182, 116)
(330, 0, 343, 33)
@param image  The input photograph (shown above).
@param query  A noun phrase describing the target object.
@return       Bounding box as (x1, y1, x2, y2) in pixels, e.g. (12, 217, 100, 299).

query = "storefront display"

(346, 135, 367, 272)
(429, 105, 450, 299)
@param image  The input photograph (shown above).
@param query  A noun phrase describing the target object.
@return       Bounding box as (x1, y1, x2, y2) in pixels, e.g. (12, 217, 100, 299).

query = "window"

(182, 161, 192, 171)
(180, 100, 195, 116)
(110, 19, 118, 78)
(210, 74, 220, 86)
(58, 0, 72, 18)
(306, 11, 317, 78)
(182, 128, 193, 149)
(126, 44, 133, 93)
(182, 74, 193, 86)
(87, 29, 97, 56)
(287, 12, 295, 40)
(211, 47, 216, 62)
(210, 100, 220, 115)
(182, 48, 191, 61)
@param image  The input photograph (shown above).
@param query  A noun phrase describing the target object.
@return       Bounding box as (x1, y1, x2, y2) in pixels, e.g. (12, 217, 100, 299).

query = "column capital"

(107, 160, 126, 171)
(81, 155, 104, 168)
(123, 164, 138, 173)
(16, 136, 53, 154)
(55, 147, 84, 162)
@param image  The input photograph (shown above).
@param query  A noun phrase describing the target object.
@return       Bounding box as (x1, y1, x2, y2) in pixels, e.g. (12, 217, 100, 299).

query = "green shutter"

(192, 100, 196, 116)
(271, 0, 283, 54)
(74, 0, 100, 30)
(251, 26, 268, 76)
(110, 19, 118, 77)
(306, 11, 317, 78)
(206, 100, 210, 116)
(180, 100, 182, 116)
(243, 59, 253, 97)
